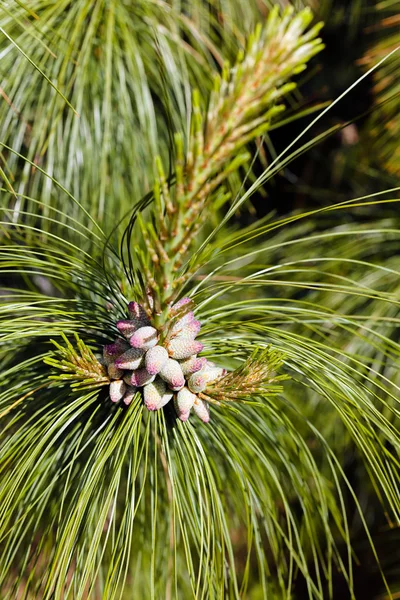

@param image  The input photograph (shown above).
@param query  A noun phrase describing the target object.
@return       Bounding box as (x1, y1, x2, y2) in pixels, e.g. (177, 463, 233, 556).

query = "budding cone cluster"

(103, 299, 224, 422)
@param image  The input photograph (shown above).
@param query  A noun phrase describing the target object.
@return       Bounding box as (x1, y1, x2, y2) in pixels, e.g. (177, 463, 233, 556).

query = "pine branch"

(137, 7, 324, 321)
(43, 333, 109, 390)
(203, 346, 289, 403)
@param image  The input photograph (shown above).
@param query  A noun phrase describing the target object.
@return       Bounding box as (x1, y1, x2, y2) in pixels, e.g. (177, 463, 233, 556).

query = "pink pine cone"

(192, 398, 210, 423)
(180, 356, 207, 375)
(116, 319, 139, 339)
(130, 326, 159, 350)
(175, 387, 197, 415)
(115, 347, 144, 370)
(130, 368, 155, 387)
(123, 386, 137, 406)
(103, 339, 130, 364)
(107, 363, 124, 380)
(145, 345, 169, 375)
(143, 378, 173, 411)
(159, 359, 185, 391)
(109, 379, 126, 403)
(167, 338, 204, 360)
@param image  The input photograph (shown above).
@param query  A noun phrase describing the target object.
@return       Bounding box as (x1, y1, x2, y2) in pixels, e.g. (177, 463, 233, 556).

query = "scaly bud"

(172, 315, 201, 339)
(123, 385, 137, 406)
(187, 371, 207, 393)
(130, 326, 159, 350)
(103, 339, 130, 364)
(180, 356, 207, 375)
(167, 339, 204, 360)
(115, 347, 144, 370)
(180, 319, 201, 339)
(159, 359, 185, 391)
(116, 319, 139, 339)
(130, 368, 156, 387)
(123, 372, 133, 385)
(188, 364, 225, 393)
(175, 387, 197, 416)
(171, 311, 195, 331)
(177, 411, 190, 421)
(145, 345, 169, 375)
(107, 363, 124, 380)
(143, 378, 173, 411)
(192, 398, 210, 423)
(109, 379, 126, 403)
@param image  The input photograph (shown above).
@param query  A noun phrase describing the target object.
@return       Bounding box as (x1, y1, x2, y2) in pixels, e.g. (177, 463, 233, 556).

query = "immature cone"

(180, 356, 207, 375)
(130, 326, 159, 350)
(175, 387, 197, 417)
(167, 339, 204, 360)
(123, 385, 137, 406)
(130, 368, 155, 387)
(159, 359, 185, 391)
(115, 347, 144, 370)
(145, 345, 169, 375)
(192, 398, 210, 423)
(109, 379, 126, 403)
(143, 378, 173, 411)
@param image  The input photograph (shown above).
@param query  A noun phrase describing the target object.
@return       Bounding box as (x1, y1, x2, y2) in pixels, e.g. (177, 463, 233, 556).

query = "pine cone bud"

(143, 378, 173, 411)
(109, 379, 126, 403)
(103, 339, 130, 364)
(104, 299, 218, 422)
(180, 356, 207, 375)
(159, 359, 185, 391)
(130, 368, 156, 387)
(192, 398, 210, 423)
(123, 386, 137, 406)
(145, 345, 169, 375)
(107, 363, 124, 380)
(167, 338, 204, 360)
(175, 387, 197, 416)
(130, 326, 159, 350)
(115, 347, 144, 370)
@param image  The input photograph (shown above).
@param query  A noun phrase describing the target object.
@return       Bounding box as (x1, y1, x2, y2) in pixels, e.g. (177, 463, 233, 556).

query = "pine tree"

(1, 2, 399, 598)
